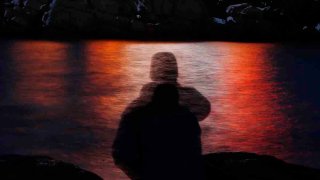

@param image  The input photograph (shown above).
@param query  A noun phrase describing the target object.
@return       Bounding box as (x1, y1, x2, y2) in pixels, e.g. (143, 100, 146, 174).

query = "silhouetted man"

(123, 52, 211, 122)
(113, 84, 204, 180)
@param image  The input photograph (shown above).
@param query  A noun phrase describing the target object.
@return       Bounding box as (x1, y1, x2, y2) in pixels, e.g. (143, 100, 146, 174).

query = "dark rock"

(0, 155, 103, 180)
(1, 153, 320, 180)
(204, 152, 320, 180)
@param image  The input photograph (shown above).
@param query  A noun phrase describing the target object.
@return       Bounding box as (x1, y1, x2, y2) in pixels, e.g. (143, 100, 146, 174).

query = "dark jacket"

(113, 102, 204, 180)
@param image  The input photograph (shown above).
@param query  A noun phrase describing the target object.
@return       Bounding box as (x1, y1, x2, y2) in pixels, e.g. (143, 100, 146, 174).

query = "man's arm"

(112, 112, 142, 179)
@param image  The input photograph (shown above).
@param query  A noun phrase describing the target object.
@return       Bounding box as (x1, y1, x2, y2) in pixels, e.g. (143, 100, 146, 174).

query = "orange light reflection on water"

(84, 41, 137, 129)
(203, 43, 292, 158)
(10, 41, 69, 107)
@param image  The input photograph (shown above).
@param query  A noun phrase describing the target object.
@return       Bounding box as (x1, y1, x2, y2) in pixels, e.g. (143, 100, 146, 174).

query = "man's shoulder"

(121, 104, 153, 120)
(176, 106, 197, 118)
(177, 105, 192, 113)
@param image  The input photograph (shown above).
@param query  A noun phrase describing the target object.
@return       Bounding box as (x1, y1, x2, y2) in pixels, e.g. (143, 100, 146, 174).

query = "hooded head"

(150, 52, 178, 83)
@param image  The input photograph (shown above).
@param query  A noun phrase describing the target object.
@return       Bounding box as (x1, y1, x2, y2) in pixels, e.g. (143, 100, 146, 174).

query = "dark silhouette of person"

(113, 83, 204, 180)
(123, 52, 211, 122)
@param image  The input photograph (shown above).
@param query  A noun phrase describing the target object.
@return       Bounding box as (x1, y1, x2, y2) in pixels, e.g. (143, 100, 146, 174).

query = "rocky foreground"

(1, 153, 320, 180)
(0, 155, 103, 180)
(1, 0, 320, 40)
(203, 152, 320, 180)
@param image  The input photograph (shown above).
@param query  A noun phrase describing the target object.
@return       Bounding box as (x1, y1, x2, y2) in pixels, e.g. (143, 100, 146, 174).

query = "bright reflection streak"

(201, 43, 292, 158)
(10, 41, 69, 107)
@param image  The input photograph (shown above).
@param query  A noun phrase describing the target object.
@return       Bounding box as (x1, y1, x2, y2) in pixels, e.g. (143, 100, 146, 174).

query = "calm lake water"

(1, 40, 320, 179)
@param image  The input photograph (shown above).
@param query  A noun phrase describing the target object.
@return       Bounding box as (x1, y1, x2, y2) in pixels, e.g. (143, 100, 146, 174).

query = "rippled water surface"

(1, 40, 320, 179)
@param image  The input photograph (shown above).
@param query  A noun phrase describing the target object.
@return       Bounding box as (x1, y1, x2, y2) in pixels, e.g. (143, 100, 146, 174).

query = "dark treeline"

(0, 0, 320, 40)
(204, 0, 320, 25)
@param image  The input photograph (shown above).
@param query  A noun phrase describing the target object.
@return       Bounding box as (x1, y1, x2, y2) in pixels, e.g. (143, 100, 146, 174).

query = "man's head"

(150, 52, 178, 83)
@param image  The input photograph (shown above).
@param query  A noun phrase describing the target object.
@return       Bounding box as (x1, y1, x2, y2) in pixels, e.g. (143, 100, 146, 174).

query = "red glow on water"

(10, 41, 69, 107)
(203, 43, 292, 156)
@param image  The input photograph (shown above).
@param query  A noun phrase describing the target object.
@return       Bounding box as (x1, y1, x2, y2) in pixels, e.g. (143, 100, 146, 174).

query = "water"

(0, 40, 320, 179)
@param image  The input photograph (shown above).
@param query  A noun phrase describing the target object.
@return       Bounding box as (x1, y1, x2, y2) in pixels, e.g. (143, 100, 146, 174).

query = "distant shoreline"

(1, 0, 320, 42)
(1, 33, 320, 43)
